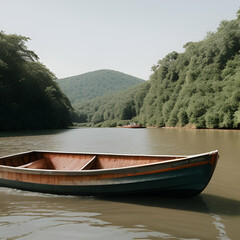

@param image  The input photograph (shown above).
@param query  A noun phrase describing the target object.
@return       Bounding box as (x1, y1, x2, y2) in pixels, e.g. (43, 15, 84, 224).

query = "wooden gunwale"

(0, 150, 218, 177)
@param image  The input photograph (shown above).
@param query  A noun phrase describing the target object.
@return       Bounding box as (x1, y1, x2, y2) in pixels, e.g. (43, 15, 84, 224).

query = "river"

(0, 128, 239, 239)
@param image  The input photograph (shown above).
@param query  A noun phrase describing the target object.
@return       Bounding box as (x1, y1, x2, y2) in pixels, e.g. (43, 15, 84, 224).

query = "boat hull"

(123, 125, 143, 128)
(0, 151, 218, 197)
(0, 164, 211, 197)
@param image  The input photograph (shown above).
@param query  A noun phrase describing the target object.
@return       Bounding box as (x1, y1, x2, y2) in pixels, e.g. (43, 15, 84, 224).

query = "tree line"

(1, 10, 240, 130)
(74, 11, 240, 129)
(0, 32, 73, 130)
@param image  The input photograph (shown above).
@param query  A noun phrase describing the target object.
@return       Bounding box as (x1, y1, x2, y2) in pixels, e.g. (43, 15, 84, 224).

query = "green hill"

(0, 32, 73, 130)
(74, 11, 240, 129)
(57, 69, 145, 104)
(74, 82, 150, 126)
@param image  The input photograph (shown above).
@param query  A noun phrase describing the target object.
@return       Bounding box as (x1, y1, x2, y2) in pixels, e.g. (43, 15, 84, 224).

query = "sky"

(1, 0, 239, 80)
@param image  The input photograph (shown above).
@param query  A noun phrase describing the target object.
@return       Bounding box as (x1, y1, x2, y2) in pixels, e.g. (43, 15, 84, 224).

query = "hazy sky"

(1, 0, 239, 80)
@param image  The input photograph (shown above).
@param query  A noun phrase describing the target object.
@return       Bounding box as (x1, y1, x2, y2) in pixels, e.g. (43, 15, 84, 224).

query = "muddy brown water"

(0, 128, 239, 239)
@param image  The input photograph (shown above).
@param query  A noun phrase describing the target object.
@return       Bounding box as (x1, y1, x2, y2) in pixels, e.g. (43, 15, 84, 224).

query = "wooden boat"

(123, 123, 143, 128)
(0, 150, 218, 197)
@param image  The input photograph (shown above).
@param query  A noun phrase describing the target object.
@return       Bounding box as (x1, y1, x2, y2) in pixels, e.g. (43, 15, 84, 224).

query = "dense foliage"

(0, 32, 73, 130)
(57, 69, 145, 104)
(74, 13, 240, 129)
(74, 82, 150, 126)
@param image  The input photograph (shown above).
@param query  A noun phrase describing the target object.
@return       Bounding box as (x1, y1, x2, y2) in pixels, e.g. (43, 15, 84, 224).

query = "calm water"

(0, 128, 239, 240)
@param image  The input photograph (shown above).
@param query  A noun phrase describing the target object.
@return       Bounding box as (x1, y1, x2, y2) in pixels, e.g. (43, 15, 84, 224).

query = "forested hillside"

(0, 32, 73, 130)
(75, 12, 240, 129)
(57, 69, 145, 104)
(74, 82, 150, 126)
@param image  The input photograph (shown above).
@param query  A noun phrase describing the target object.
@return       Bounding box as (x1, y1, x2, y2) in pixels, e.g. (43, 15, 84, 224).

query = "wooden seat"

(80, 156, 97, 170)
(18, 158, 49, 169)
(42, 153, 96, 170)
(18, 156, 98, 170)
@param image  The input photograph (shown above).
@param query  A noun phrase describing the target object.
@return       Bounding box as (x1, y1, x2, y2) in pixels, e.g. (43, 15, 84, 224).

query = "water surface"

(0, 128, 239, 239)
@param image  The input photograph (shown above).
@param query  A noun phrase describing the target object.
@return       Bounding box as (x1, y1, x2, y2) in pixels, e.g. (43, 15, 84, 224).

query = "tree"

(0, 32, 73, 130)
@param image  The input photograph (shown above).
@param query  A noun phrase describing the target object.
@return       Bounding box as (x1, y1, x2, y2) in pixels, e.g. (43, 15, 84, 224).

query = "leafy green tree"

(177, 109, 188, 126)
(0, 32, 72, 130)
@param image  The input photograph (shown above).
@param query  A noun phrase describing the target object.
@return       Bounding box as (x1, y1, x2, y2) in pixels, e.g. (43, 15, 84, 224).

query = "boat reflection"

(97, 193, 240, 216)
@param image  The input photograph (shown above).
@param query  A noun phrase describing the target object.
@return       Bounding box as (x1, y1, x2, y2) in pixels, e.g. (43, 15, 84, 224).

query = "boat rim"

(0, 150, 218, 175)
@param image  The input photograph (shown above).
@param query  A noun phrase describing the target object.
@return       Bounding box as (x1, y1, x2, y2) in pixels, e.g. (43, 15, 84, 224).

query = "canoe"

(0, 150, 218, 197)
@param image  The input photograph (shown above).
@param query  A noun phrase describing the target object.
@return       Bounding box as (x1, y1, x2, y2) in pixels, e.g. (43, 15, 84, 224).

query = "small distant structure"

(123, 122, 144, 128)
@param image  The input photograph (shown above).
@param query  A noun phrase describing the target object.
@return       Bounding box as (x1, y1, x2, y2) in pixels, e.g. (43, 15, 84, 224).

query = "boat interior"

(0, 151, 184, 170)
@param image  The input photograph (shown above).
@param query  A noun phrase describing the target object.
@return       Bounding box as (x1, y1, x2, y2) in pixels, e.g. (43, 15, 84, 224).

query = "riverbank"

(71, 122, 240, 130)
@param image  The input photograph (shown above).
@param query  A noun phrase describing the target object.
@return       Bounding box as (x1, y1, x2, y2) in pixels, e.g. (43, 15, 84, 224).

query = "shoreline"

(153, 126, 240, 131)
